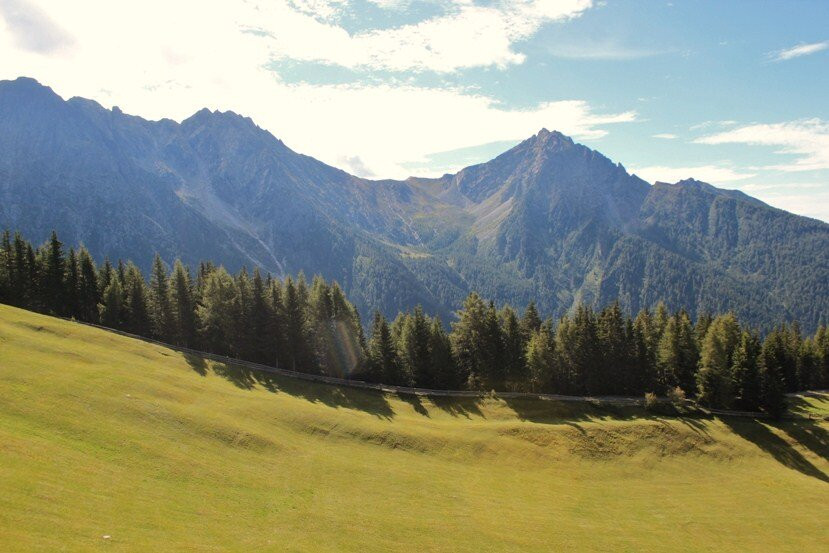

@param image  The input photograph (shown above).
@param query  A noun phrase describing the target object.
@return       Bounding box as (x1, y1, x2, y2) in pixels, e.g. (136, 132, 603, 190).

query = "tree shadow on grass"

(183, 353, 208, 376)
(184, 356, 393, 419)
(720, 417, 829, 483)
(427, 395, 485, 419)
(778, 421, 829, 462)
(396, 392, 430, 417)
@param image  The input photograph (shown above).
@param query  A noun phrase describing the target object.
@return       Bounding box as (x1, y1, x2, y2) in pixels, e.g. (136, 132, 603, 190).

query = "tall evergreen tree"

(501, 306, 527, 390)
(64, 248, 80, 318)
(526, 326, 555, 392)
(170, 260, 197, 347)
(696, 313, 740, 408)
(123, 263, 151, 336)
(149, 254, 175, 340)
(759, 329, 788, 418)
(77, 247, 99, 322)
(731, 331, 761, 410)
(41, 230, 65, 314)
(99, 278, 125, 329)
(196, 267, 238, 356)
(397, 306, 431, 387)
(365, 311, 400, 384)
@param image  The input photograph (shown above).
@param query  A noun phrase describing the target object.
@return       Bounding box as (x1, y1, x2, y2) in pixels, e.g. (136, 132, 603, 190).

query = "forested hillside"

(1, 77, 828, 330)
(3, 230, 828, 417)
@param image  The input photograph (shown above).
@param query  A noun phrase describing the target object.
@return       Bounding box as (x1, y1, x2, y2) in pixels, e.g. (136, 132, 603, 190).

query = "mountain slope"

(1, 77, 827, 329)
(1, 304, 828, 551)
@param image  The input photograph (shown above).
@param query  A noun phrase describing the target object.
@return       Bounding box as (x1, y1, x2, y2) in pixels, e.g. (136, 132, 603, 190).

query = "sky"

(1, 0, 828, 221)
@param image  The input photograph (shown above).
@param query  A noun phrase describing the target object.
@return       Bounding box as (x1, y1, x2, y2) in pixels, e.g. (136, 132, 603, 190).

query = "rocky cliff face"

(1, 77, 827, 329)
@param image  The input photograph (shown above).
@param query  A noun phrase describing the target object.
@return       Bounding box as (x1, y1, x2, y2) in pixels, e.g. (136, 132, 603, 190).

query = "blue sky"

(1, 0, 828, 220)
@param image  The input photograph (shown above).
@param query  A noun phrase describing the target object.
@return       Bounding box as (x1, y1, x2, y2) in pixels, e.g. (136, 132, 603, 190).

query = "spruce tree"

(99, 278, 125, 328)
(170, 260, 197, 347)
(64, 248, 80, 318)
(731, 331, 761, 410)
(397, 306, 430, 387)
(196, 267, 238, 356)
(77, 247, 99, 322)
(123, 263, 151, 336)
(450, 293, 488, 389)
(428, 317, 456, 389)
(696, 313, 740, 408)
(759, 330, 788, 418)
(526, 326, 555, 393)
(248, 268, 273, 364)
(500, 306, 526, 390)
(149, 254, 175, 340)
(366, 311, 400, 384)
(41, 230, 65, 314)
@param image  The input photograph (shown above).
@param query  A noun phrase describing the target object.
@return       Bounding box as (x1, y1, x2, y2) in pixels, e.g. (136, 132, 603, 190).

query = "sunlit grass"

(0, 304, 827, 552)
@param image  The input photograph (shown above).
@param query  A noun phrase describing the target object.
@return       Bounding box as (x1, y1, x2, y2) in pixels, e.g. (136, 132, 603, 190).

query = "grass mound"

(1, 304, 827, 552)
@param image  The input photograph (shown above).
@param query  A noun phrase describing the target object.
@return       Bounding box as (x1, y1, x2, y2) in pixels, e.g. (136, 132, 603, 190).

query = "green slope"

(0, 304, 827, 552)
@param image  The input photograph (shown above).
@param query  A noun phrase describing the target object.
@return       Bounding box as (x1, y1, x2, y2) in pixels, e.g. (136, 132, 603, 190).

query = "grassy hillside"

(0, 304, 827, 552)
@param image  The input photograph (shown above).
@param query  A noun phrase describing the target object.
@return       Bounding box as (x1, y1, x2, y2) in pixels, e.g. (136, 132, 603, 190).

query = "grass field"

(1, 304, 827, 552)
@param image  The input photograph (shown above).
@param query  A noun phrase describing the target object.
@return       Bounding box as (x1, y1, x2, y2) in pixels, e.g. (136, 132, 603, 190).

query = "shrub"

(667, 386, 686, 404)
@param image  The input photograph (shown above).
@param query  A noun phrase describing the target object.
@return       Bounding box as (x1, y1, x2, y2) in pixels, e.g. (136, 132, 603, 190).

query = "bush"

(667, 386, 686, 404)
(644, 392, 659, 411)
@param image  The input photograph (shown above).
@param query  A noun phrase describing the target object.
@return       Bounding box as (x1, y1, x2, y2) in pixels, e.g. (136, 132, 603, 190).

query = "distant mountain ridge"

(1, 77, 827, 330)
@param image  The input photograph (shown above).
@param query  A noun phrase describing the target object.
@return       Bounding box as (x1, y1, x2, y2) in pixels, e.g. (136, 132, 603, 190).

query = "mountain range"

(1, 77, 827, 330)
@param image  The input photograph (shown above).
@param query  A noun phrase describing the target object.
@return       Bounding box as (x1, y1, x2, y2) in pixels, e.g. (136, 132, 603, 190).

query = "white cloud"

(652, 133, 677, 139)
(0, 0, 629, 179)
(768, 41, 828, 62)
(695, 119, 829, 172)
(250, 0, 593, 72)
(630, 165, 756, 185)
(757, 190, 829, 221)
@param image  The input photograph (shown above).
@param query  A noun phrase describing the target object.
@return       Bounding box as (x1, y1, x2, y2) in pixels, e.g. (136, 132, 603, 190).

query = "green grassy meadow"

(0, 304, 827, 552)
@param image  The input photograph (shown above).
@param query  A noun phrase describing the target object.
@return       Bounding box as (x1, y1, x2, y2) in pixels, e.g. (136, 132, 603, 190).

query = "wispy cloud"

(695, 119, 829, 172)
(767, 40, 828, 62)
(652, 133, 677, 139)
(630, 165, 756, 185)
(547, 43, 667, 60)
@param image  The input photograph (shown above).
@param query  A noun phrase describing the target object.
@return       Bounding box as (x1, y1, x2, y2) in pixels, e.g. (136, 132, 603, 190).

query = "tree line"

(2, 230, 827, 417)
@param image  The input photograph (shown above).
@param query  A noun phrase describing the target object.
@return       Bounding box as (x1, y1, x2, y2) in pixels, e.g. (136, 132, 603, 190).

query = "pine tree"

(696, 313, 740, 408)
(597, 302, 627, 395)
(450, 293, 489, 389)
(41, 230, 65, 314)
(123, 262, 151, 336)
(526, 326, 555, 392)
(233, 268, 253, 359)
(572, 304, 601, 395)
(0, 230, 11, 303)
(397, 306, 431, 387)
(428, 317, 456, 389)
(77, 247, 99, 322)
(99, 278, 125, 328)
(282, 277, 313, 372)
(759, 330, 788, 418)
(501, 305, 526, 390)
(248, 268, 273, 364)
(98, 258, 114, 298)
(196, 267, 238, 356)
(269, 279, 286, 367)
(520, 301, 542, 342)
(64, 248, 80, 318)
(170, 260, 197, 347)
(731, 331, 761, 410)
(149, 254, 175, 340)
(365, 311, 400, 384)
